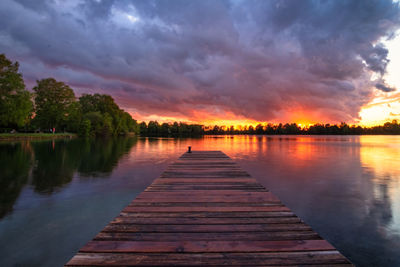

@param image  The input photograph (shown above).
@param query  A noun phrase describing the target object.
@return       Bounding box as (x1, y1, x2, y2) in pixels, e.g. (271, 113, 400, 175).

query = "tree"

(191, 124, 203, 136)
(120, 111, 139, 134)
(160, 123, 170, 136)
(79, 94, 119, 115)
(79, 119, 91, 137)
(248, 125, 255, 134)
(78, 94, 138, 136)
(170, 122, 179, 137)
(255, 124, 264, 134)
(65, 101, 82, 132)
(147, 121, 159, 136)
(80, 111, 113, 137)
(0, 54, 33, 129)
(139, 122, 148, 136)
(33, 78, 76, 131)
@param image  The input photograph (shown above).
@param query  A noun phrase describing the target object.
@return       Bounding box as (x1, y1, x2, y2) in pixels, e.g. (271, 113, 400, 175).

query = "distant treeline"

(139, 121, 203, 137)
(134, 120, 400, 137)
(0, 54, 139, 137)
(204, 121, 400, 135)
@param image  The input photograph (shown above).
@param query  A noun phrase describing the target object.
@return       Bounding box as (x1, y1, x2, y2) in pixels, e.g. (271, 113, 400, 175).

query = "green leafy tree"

(170, 122, 179, 137)
(120, 111, 139, 134)
(82, 111, 105, 136)
(33, 78, 76, 131)
(79, 119, 91, 137)
(102, 112, 113, 136)
(139, 122, 148, 136)
(79, 94, 119, 115)
(0, 54, 33, 129)
(65, 101, 82, 132)
(191, 124, 203, 136)
(147, 121, 159, 136)
(160, 123, 169, 136)
(79, 94, 138, 136)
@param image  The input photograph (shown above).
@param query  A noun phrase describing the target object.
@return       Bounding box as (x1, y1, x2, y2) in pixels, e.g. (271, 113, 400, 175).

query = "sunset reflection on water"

(127, 135, 400, 266)
(360, 136, 400, 237)
(1, 135, 400, 266)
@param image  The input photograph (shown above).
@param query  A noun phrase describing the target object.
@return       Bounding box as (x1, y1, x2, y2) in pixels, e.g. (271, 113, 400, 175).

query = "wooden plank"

(123, 205, 291, 212)
(134, 193, 281, 203)
(138, 190, 273, 196)
(145, 189, 268, 192)
(147, 186, 266, 189)
(102, 223, 314, 233)
(94, 231, 321, 241)
(110, 217, 301, 225)
(137, 191, 276, 199)
(161, 171, 251, 176)
(152, 178, 258, 183)
(146, 187, 267, 192)
(65, 150, 353, 266)
(127, 202, 288, 207)
(168, 162, 238, 165)
(166, 168, 244, 171)
(66, 251, 351, 266)
(146, 186, 268, 192)
(80, 239, 335, 253)
(133, 197, 281, 203)
(118, 212, 295, 219)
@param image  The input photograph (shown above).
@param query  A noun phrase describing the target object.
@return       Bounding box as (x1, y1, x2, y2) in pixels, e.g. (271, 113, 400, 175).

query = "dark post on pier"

(65, 150, 353, 266)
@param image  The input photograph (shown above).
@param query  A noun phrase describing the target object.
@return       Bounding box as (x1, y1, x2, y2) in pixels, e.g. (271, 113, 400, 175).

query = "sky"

(1, 0, 400, 127)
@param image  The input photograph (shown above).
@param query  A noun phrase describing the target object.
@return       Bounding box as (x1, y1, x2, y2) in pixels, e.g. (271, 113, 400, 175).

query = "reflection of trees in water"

(31, 140, 80, 193)
(350, 171, 400, 267)
(0, 137, 137, 218)
(31, 137, 137, 191)
(77, 138, 137, 176)
(364, 179, 400, 266)
(0, 142, 33, 218)
(371, 181, 392, 225)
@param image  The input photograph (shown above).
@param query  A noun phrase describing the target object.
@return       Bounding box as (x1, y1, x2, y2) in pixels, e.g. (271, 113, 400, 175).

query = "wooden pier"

(66, 150, 352, 266)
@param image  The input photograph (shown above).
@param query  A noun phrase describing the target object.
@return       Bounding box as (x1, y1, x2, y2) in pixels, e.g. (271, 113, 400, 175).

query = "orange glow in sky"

(129, 33, 400, 128)
(131, 110, 320, 129)
(359, 33, 400, 126)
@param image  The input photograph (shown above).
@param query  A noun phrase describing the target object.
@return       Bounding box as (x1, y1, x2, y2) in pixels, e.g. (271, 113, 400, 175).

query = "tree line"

(204, 121, 400, 135)
(139, 121, 203, 137)
(130, 120, 400, 137)
(0, 54, 139, 137)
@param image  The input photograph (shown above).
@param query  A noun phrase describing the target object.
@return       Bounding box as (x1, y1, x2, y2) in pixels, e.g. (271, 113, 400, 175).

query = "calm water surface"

(0, 136, 399, 266)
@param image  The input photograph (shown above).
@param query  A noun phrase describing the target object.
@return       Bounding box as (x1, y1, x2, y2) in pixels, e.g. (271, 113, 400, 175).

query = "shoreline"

(0, 133, 77, 141)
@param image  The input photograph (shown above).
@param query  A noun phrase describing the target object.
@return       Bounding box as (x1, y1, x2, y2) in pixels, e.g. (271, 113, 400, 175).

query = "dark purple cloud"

(1, 0, 399, 123)
(375, 82, 396, 92)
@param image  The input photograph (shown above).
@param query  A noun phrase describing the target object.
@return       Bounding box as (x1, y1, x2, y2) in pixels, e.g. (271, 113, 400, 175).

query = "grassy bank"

(0, 133, 77, 141)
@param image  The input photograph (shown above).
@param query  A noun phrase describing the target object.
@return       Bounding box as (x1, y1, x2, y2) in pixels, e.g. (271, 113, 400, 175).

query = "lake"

(0, 135, 399, 266)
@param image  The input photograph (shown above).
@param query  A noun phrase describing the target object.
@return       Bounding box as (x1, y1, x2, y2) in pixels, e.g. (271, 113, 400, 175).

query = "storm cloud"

(1, 0, 399, 123)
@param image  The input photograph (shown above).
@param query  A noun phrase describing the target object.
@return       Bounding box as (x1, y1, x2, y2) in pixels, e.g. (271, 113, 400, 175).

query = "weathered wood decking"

(66, 150, 352, 266)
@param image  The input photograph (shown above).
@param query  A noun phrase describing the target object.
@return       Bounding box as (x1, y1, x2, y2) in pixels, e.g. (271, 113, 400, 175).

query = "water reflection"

(0, 136, 400, 267)
(76, 138, 137, 176)
(214, 135, 400, 267)
(152, 135, 400, 266)
(0, 142, 32, 218)
(32, 140, 79, 193)
(360, 136, 400, 234)
(0, 137, 137, 218)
